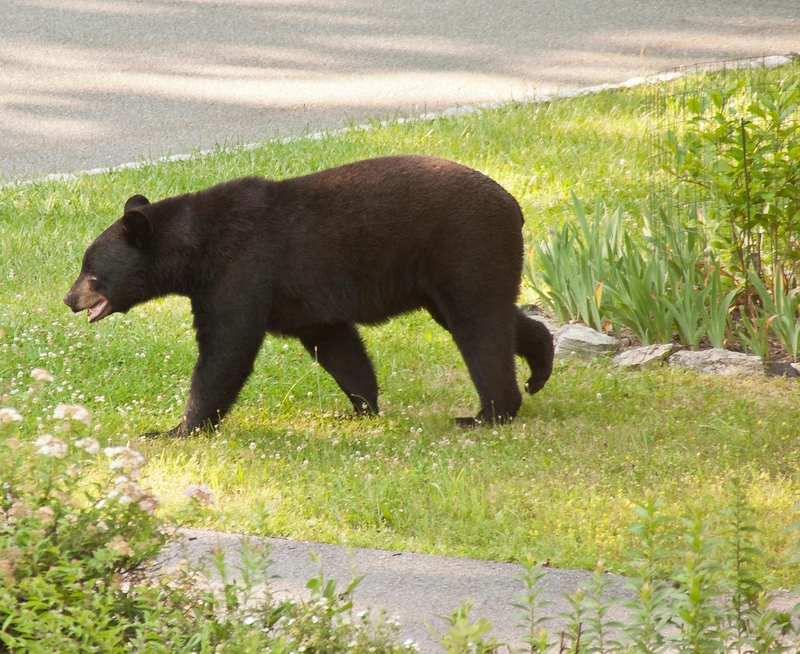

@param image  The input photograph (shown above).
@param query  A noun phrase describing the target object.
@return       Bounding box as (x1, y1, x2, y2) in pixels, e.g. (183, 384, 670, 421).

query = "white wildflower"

(106, 474, 160, 514)
(31, 368, 54, 382)
(34, 506, 56, 525)
(137, 495, 159, 515)
(54, 403, 91, 426)
(74, 437, 101, 454)
(105, 534, 134, 557)
(104, 446, 147, 474)
(0, 561, 14, 585)
(35, 434, 68, 458)
(7, 502, 30, 520)
(0, 408, 22, 423)
(183, 483, 214, 505)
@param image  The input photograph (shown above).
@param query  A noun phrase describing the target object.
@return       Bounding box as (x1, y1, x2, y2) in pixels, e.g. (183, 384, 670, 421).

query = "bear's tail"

(516, 310, 554, 394)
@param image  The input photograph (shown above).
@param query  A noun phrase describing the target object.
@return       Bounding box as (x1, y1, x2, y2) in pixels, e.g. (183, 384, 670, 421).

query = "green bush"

(0, 389, 167, 651)
(0, 376, 417, 653)
(663, 78, 800, 290)
(527, 70, 800, 360)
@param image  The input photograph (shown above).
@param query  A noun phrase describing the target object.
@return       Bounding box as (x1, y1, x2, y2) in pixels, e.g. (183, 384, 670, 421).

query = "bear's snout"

(63, 275, 113, 322)
(63, 275, 88, 312)
(63, 289, 79, 312)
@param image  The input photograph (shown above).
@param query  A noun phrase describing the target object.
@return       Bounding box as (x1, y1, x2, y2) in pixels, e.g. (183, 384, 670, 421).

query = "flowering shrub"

(0, 371, 418, 653)
(0, 388, 167, 651)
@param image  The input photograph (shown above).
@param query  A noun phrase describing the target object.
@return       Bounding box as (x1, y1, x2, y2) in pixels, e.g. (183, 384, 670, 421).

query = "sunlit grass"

(2, 87, 799, 587)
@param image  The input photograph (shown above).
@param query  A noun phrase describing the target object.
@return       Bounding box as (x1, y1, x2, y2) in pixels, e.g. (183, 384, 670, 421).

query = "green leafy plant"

(526, 198, 738, 348)
(524, 196, 614, 331)
(0, 393, 166, 651)
(579, 561, 624, 654)
(511, 552, 554, 653)
(510, 484, 800, 653)
(602, 237, 676, 345)
(664, 78, 800, 291)
(621, 492, 674, 654)
(749, 271, 800, 361)
(736, 304, 774, 360)
(559, 587, 588, 654)
(429, 599, 500, 654)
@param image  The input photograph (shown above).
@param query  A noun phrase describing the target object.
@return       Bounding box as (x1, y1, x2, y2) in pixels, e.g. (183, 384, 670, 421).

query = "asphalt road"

(5, 3, 800, 650)
(2, 0, 799, 180)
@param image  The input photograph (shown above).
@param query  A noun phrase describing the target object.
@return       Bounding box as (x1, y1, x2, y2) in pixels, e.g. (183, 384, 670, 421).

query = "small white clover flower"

(183, 483, 214, 505)
(31, 368, 54, 382)
(74, 437, 101, 455)
(35, 434, 68, 458)
(0, 408, 22, 424)
(54, 403, 91, 426)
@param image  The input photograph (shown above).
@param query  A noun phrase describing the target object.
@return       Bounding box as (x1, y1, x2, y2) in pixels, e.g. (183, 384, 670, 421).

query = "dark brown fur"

(64, 155, 553, 435)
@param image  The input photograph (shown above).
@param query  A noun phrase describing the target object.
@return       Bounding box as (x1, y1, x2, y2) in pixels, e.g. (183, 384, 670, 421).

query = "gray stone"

(613, 343, 675, 369)
(668, 348, 764, 377)
(554, 324, 619, 360)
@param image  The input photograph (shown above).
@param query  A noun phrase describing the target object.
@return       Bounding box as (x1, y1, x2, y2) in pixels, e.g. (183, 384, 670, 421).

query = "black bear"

(64, 155, 554, 435)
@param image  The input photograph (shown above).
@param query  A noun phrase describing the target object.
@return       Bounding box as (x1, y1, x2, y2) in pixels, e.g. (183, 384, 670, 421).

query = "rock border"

(524, 310, 800, 378)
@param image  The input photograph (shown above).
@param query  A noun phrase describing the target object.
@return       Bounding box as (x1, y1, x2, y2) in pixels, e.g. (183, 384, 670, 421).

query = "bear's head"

(64, 194, 156, 322)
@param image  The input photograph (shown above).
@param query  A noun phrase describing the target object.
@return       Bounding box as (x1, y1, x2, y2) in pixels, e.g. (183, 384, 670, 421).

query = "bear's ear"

(124, 194, 151, 213)
(121, 209, 153, 248)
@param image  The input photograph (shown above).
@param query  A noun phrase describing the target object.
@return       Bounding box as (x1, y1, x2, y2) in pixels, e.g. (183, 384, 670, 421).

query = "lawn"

(1, 85, 799, 587)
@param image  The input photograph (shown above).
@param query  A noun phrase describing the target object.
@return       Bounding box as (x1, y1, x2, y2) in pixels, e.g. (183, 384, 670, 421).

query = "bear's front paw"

(138, 430, 166, 440)
(138, 424, 189, 439)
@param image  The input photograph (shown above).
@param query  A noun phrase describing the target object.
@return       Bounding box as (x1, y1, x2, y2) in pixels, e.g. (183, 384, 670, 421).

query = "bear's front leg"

(171, 297, 266, 436)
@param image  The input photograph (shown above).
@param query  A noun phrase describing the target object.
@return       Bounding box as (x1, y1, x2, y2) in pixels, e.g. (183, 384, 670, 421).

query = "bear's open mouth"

(87, 298, 111, 323)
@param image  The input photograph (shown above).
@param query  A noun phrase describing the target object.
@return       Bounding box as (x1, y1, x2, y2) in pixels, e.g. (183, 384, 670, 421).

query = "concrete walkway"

(164, 528, 634, 652)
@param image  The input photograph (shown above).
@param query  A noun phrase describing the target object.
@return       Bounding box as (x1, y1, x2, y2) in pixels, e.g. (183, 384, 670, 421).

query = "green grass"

(2, 87, 799, 587)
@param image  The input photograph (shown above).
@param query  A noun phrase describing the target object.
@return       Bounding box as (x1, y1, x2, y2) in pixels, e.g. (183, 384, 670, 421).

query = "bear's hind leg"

(297, 323, 379, 416)
(516, 310, 554, 394)
(447, 310, 522, 425)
